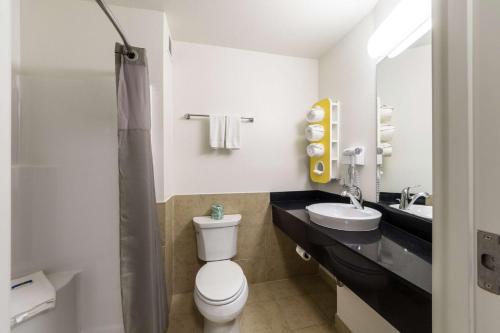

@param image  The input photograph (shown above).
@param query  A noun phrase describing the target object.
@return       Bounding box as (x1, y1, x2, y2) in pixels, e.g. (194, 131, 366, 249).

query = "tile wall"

(169, 192, 318, 293)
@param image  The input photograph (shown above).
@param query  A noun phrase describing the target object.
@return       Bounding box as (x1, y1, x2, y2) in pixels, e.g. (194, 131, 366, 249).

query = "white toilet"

(193, 214, 248, 333)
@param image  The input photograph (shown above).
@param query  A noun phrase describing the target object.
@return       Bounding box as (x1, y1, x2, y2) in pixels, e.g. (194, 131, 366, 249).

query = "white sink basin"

(306, 203, 382, 231)
(390, 204, 433, 219)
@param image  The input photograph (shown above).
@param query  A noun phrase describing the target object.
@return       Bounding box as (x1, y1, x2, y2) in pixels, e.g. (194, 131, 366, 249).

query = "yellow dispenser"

(307, 98, 340, 183)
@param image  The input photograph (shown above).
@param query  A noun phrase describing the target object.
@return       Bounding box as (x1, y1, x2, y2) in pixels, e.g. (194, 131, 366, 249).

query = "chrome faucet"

(341, 186, 364, 210)
(399, 186, 430, 210)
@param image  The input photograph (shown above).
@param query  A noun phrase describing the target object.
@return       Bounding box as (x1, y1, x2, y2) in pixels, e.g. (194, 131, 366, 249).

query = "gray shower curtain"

(115, 43, 168, 333)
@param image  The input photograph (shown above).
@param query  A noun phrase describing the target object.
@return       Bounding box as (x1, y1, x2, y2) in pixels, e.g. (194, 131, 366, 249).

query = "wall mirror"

(375, 32, 432, 220)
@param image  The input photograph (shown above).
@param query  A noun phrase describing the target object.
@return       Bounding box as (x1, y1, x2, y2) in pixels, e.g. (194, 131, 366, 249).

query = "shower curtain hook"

(94, 0, 137, 60)
(124, 48, 138, 60)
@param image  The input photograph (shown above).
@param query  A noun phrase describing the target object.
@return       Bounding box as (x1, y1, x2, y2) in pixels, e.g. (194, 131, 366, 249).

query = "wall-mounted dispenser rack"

(306, 98, 340, 183)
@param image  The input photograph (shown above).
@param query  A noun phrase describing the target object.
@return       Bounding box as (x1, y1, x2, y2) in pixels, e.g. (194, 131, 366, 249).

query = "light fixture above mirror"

(367, 0, 431, 61)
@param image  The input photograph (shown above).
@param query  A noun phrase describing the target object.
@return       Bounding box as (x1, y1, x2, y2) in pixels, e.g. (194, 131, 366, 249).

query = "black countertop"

(271, 190, 432, 333)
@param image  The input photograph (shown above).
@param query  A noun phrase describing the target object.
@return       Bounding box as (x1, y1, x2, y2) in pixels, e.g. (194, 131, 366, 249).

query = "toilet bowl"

(194, 261, 248, 332)
(192, 214, 248, 333)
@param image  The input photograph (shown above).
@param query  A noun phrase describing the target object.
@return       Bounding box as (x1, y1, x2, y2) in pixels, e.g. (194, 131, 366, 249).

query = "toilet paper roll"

(305, 124, 324, 142)
(296, 245, 311, 261)
(306, 143, 325, 157)
(306, 106, 325, 123)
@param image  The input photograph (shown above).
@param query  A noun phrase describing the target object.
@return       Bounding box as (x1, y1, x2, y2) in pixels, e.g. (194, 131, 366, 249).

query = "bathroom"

(1, 0, 500, 332)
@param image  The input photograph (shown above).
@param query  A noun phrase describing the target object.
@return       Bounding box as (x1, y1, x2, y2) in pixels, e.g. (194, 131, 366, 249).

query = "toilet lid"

(195, 261, 245, 302)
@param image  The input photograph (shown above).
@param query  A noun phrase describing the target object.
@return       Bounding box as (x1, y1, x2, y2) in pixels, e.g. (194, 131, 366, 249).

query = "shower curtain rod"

(94, 0, 136, 58)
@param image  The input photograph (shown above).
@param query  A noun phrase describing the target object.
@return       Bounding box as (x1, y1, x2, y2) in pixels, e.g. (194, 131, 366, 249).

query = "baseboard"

(335, 314, 352, 333)
(318, 264, 339, 290)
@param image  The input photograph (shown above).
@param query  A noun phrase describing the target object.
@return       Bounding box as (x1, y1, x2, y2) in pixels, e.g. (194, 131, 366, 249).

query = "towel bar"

(184, 113, 254, 122)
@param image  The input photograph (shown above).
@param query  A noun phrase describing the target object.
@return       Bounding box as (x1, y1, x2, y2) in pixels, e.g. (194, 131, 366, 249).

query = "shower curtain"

(115, 44, 168, 333)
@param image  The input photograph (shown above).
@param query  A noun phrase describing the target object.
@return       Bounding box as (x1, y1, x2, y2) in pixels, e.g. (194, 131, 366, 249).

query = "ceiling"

(91, 0, 379, 58)
(165, 0, 378, 58)
(83, 0, 167, 11)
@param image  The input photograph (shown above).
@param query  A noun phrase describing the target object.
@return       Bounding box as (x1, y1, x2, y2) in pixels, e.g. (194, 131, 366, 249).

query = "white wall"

(317, 10, 377, 199)
(12, 1, 172, 332)
(317, 1, 407, 330)
(318, 0, 399, 201)
(172, 42, 318, 194)
(0, 0, 11, 332)
(163, 19, 175, 199)
(377, 44, 433, 193)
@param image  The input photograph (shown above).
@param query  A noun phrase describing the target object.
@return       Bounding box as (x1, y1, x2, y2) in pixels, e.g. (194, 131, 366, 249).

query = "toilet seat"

(195, 261, 246, 306)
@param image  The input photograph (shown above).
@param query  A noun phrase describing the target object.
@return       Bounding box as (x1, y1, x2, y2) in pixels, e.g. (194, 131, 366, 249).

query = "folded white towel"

(209, 115, 226, 149)
(380, 143, 393, 157)
(10, 271, 56, 327)
(225, 115, 241, 150)
(306, 143, 325, 157)
(305, 124, 325, 142)
(306, 106, 325, 123)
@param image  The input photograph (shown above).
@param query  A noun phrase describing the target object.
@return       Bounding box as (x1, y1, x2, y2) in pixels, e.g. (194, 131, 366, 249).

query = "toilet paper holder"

(296, 245, 311, 261)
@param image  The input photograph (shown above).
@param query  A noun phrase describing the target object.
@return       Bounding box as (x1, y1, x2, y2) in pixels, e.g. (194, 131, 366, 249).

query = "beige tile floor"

(168, 275, 338, 333)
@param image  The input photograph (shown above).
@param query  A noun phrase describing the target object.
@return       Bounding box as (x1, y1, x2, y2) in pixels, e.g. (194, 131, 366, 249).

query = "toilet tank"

(193, 214, 241, 261)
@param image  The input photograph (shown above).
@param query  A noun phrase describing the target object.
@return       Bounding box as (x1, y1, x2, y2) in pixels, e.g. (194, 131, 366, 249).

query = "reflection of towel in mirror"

(10, 271, 56, 327)
(379, 106, 393, 123)
(380, 143, 392, 157)
(379, 125, 395, 142)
